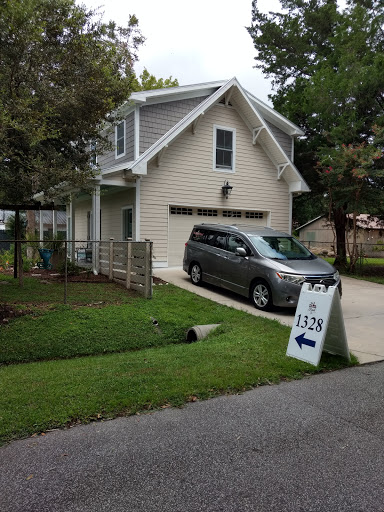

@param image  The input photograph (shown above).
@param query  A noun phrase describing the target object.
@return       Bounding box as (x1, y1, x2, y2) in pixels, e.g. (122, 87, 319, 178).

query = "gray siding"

(266, 121, 292, 159)
(98, 112, 135, 170)
(126, 113, 135, 161)
(139, 96, 209, 154)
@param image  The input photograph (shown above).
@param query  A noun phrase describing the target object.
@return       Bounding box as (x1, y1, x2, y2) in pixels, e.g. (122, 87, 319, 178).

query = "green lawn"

(0, 274, 358, 445)
(322, 257, 384, 285)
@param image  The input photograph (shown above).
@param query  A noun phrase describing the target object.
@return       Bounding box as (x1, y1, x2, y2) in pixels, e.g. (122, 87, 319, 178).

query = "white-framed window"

(122, 206, 133, 240)
(115, 120, 126, 158)
(213, 125, 236, 172)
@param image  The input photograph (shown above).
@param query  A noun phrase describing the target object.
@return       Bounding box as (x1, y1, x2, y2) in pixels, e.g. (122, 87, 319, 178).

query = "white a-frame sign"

(286, 283, 350, 366)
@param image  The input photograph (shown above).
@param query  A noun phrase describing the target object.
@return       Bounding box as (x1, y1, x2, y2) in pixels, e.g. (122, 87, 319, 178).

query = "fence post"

(144, 241, 153, 299)
(126, 241, 131, 290)
(109, 239, 114, 280)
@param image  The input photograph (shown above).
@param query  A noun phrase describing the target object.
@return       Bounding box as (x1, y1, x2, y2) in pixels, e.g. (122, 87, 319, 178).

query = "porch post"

(52, 207, 58, 237)
(39, 210, 44, 245)
(69, 195, 76, 261)
(135, 178, 140, 241)
(92, 185, 100, 274)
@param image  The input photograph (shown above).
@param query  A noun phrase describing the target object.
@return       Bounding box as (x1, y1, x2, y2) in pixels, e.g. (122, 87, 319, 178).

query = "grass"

(322, 257, 384, 285)
(0, 274, 358, 445)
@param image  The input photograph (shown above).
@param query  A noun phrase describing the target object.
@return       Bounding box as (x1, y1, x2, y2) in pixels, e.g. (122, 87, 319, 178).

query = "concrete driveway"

(154, 268, 384, 365)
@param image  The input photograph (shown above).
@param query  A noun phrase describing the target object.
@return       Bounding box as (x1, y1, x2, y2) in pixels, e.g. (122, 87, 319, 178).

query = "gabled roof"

(296, 215, 326, 231)
(124, 77, 309, 193)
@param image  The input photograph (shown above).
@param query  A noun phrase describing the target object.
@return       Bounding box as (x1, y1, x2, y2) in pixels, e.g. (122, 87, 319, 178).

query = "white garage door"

(168, 206, 268, 266)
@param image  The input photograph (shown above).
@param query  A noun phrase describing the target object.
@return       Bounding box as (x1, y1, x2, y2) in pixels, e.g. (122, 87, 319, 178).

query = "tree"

(0, 0, 144, 204)
(130, 68, 179, 91)
(248, 0, 384, 268)
(317, 126, 384, 271)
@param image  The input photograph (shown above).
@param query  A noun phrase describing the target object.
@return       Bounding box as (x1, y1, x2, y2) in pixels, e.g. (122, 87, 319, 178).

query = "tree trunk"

(332, 205, 348, 270)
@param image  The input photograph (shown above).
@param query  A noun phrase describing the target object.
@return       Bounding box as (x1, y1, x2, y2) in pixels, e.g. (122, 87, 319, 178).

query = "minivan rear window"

(191, 229, 206, 243)
(249, 236, 314, 260)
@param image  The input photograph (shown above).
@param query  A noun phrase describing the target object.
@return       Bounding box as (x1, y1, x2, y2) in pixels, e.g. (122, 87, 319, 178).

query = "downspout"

(289, 192, 293, 235)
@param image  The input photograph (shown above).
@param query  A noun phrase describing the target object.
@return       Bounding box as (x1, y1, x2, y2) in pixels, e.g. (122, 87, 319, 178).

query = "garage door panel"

(168, 207, 268, 267)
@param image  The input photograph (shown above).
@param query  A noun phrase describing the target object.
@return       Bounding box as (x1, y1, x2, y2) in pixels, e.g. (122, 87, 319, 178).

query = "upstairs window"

(214, 126, 235, 172)
(115, 121, 125, 158)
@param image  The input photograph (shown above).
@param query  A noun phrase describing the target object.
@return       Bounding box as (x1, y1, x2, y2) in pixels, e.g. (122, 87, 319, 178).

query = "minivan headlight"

(276, 272, 305, 285)
(333, 270, 340, 281)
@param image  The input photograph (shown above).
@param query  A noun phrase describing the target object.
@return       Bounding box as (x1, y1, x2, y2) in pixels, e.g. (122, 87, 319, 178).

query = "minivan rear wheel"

(251, 281, 273, 311)
(190, 263, 202, 286)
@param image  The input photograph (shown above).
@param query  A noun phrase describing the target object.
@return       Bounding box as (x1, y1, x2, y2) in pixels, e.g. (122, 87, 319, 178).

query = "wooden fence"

(98, 240, 153, 299)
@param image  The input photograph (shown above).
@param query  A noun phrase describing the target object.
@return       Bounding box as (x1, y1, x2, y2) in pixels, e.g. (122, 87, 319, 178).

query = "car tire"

(190, 263, 202, 286)
(251, 280, 273, 311)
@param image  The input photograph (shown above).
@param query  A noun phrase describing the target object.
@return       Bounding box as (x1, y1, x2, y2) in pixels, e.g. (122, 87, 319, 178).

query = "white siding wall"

(72, 188, 136, 241)
(140, 104, 290, 263)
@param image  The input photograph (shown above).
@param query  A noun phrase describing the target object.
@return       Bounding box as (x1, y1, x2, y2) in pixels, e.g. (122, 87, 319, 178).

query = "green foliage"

(0, 249, 13, 268)
(130, 68, 179, 91)
(248, 0, 384, 264)
(0, 0, 144, 204)
(56, 259, 81, 275)
(4, 213, 27, 239)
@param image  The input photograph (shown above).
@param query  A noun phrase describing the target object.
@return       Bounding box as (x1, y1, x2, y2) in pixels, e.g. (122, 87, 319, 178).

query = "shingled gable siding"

(139, 96, 209, 155)
(265, 121, 293, 159)
(139, 104, 290, 263)
(97, 112, 135, 170)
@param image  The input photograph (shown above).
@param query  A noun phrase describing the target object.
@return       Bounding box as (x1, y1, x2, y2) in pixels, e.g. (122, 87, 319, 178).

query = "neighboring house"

(64, 77, 309, 267)
(297, 214, 384, 256)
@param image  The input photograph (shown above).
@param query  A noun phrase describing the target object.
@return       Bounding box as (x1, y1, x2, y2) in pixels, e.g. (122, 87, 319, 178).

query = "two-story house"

(66, 77, 309, 267)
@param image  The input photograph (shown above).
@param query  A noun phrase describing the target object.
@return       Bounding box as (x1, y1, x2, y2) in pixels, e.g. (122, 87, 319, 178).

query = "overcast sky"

(79, 0, 283, 104)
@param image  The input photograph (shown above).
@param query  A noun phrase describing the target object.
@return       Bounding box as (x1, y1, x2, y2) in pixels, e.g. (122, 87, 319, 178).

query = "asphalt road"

(1, 362, 384, 512)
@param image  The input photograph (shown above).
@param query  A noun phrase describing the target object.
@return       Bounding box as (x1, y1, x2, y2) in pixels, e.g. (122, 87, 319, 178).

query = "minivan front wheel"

(190, 263, 202, 286)
(251, 281, 273, 311)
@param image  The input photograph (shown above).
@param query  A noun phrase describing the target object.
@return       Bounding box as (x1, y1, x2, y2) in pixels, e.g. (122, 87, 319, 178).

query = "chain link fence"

(299, 240, 384, 273)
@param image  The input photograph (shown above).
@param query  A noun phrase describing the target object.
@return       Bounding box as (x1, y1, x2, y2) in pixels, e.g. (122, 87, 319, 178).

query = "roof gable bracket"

(192, 113, 204, 134)
(252, 127, 264, 145)
(277, 163, 289, 180)
(225, 90, 233, 106)
(157, 144, 168, 167)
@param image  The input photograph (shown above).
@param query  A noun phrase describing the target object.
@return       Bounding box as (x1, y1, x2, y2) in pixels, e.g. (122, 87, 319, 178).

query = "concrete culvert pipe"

(186, 324, 221, 342)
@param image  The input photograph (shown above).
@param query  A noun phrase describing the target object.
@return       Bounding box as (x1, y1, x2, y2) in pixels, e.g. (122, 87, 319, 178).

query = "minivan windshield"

(248, 236, 314, 260)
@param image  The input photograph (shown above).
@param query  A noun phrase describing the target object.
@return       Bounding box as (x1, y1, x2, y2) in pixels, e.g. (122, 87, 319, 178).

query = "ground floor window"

(122, 207, 133, 240)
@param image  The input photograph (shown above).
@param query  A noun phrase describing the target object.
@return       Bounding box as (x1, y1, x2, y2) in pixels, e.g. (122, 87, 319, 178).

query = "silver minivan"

(183, 224, 341, 310)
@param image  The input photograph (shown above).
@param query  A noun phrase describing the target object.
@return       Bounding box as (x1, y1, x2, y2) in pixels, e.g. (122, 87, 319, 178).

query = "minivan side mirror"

(235, 247, 247, 257)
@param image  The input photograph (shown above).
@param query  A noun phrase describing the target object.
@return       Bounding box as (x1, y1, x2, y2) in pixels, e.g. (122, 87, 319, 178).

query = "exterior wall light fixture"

(222, 181, 233, 199)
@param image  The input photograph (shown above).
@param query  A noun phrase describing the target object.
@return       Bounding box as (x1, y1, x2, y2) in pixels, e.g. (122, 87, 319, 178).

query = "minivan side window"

(205, 230, 226, 249)
(227, 234, 251, 255)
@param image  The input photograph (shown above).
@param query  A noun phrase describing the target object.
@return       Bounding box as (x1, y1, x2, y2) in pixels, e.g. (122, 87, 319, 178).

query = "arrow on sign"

(295, 332, 316, 349)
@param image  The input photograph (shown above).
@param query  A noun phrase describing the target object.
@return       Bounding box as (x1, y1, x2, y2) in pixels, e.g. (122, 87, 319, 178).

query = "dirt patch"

(0, 304, 33, 324)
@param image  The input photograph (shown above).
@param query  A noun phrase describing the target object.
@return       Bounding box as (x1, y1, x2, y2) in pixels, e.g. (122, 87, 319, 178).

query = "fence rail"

(0, 239, 153, 300)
